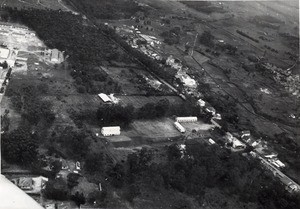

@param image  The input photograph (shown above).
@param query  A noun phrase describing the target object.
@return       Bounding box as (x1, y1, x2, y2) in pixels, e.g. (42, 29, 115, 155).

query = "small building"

(232, 139, 246, 149)
(174, 122, 186, 133)
(50, 49, 59, 62)
(17, 178, 33, 190)
(176, 116, 197, 123)
(271, 159, 285, 168)
(211, 118, 222, 129)
(101, 126, 121, 136)
(208, 138, 216, 145)
(98, 93, 112, 103)
(205, 106, 216, 116)
(197, 99, 206, 107)
(0, 48, 9, 59)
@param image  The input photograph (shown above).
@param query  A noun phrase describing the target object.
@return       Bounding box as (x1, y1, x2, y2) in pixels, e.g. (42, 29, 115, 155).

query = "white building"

(0, 48, 10, 59)
(50, 49, 59, 62)
(232, 138, 246, 150)
(174, 122, 186, 133)
(208, 138, 216, 145)
(197, 99, 206, 107)
(271, 159, 285, 168)
(176, 116, 197, 123)
(98, 93, 112, 103)
(205, 106, 216, 116)
(101, 126, 121, 136)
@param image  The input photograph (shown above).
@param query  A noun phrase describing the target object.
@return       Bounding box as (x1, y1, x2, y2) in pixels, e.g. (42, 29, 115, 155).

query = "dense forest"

(67, 0, 141, 19)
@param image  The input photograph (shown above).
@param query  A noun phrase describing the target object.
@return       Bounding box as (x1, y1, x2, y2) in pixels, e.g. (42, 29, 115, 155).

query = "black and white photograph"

(0, 0, 299, 208)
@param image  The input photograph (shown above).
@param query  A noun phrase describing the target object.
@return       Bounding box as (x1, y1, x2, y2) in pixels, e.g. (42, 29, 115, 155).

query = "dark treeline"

(70, 98, 202, 128)
(102, 144, 300, 208)
(67, 0, 141, 19)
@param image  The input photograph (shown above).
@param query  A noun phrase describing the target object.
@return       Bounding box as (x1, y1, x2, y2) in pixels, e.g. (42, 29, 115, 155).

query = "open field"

(0, 0, 71, 11)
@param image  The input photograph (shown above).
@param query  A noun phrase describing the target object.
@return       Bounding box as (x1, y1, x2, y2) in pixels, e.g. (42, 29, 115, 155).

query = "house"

(101, 126, 121, 136)
(174, 122, 186, 133)
(211, 118, 222, 129)
(98, 93, 112, 103)
(176, 72, 197, 88)
(176, 116, 197, 123)
(197, 99, 206, 107)
(0, 48, 9, 59)
(270, 159, 285, 168)
(232, 138, 246, 150)
(17, 177, 33, 190)
(50, 49, 59, 62)
(205, 106, 216, 116)
(208, 138, 216, 145)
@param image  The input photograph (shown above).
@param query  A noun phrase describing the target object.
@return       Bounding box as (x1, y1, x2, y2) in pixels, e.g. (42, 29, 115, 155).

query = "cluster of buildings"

(0, 23, 36, 38)
(262, 62, 300, 98)
(10, 176, 48, 194)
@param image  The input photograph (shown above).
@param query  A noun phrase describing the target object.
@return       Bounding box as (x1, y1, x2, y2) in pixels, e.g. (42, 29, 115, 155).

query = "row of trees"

(104, 144, 300, 208)
(94, 98, 202, 127)
(67, 0, 141, 20)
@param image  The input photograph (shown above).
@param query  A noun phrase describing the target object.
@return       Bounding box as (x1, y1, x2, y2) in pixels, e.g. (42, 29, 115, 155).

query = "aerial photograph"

(0, 0, 299, 208)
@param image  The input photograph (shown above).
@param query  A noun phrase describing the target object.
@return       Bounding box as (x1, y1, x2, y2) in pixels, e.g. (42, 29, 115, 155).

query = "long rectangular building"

(176, 116, 197, 123)
(101, 126, 121, 136)
(174, 122, 186, 133)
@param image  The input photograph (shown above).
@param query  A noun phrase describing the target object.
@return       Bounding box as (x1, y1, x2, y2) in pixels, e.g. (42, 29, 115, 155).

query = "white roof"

(275, 160, 285, 167)
(98, 93, 112, 102)
(0, 48, 9, 59)
(102, 126, 120, 131)
(0, 175, 44, 209)
(176, 116, 197, 120)
(233, 138, 244, 147)
(208, 138, 216, 144)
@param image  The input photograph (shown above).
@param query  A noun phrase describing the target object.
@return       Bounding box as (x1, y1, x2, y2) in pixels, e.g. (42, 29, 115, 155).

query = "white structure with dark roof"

(176, 116, 197, 123)
(101, 126, 121, 136)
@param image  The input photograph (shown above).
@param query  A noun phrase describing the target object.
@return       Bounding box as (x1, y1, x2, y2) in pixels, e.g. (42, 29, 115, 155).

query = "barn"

(175, 117, 197, 123)
(101, 126, 121, 136)
(174, 122, 186, 133)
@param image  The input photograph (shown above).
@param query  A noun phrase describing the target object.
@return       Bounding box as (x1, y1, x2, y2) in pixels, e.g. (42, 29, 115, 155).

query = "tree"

(198, 31, 215, 47)
(84, 152, 104, 173)
(71, 191, 86, 206)
(123, 184, 140, 203)
(44, 179, 69, 200)
(67, 173, 81, 189)
(167, 144, 181, 161)
(2, 126, 38, 165)
(106, 163, 125, 188)
(50, 160, 62, 174)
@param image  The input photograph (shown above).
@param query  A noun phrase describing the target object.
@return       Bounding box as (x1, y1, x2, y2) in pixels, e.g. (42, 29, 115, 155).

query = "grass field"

(125, 118, 181, 139)
(0, 0, 70, 11)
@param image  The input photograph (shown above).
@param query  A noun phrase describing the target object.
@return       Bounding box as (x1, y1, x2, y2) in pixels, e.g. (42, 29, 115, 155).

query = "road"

(257, 153, 300, 191)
